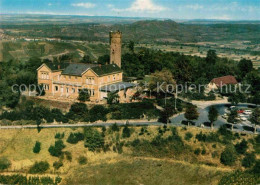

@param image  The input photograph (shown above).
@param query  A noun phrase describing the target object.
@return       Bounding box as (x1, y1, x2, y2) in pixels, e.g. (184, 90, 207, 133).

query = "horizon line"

(1, 13, 260, 22)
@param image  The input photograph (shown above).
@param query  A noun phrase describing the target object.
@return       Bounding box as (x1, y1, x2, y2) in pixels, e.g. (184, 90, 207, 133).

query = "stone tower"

(110, 31, 122, 68)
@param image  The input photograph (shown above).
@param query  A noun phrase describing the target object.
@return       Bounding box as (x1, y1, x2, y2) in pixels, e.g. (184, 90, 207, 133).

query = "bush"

(131, 139, 141, 147)
(184, 132, 193, 141)
(122, 125, 131, 138)
(78, 156, 87, 165)
(53, 161, 63, 170)
(66, 132, 84, 144)
(255, 135, 260, 144)
(84, 128, 104, 152)
(89, 105, 108, 122)
(242, 153, 256, 168)
(220, 145, 237, 166)
(201, 148, 206, 155)
(33, 141, 41, 154)
(78, 89, 90, 102)
(194, 148, 201, 155)
(219, 171, 258, 185)
(111, 123, 119, 132)
(252, 160, 260, 174)
(55, 132, 64, 139)
(113, 142, 124, 154)
(67, 103, 88, 120)
(235, 139, 248, 154)
(29, 161, 50, 174)
(64, 151, 72, 162)
(0, 174, 62, 185)
(48, 140, 66, 157)
(0, 157, 11, 170)
(218, 125, 234, 140)
(108, 102, 159, 120)
(195, 131, 219, 142)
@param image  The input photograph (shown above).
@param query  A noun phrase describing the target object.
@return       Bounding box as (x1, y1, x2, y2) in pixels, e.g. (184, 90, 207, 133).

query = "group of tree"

(0, 174, 62, 185)
(118, 47, 259, 103)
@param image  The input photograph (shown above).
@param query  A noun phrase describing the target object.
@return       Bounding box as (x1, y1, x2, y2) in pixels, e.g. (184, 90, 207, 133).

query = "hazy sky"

(0, 0, 259, 20)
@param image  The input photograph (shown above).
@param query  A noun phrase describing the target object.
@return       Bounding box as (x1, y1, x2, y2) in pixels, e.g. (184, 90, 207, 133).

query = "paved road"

(0, 102, 259, 135)
(0, 121, 163, 129)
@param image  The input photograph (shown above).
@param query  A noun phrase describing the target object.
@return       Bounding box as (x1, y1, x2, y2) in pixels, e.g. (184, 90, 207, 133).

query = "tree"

(250, 108, 260, 133)
(81, 55, 92, 63)
(184, 105, 199, 126)
(0, 157, 11, 170)
(0, 82, 20, 108)
(84, 128, 104, 152)
(228, 92, 246, 105)
(158, 105, 175, 124)
(245, 71, 260, 95)
(122, 125, 131, 138)
(208, 106, 219, 129)
(89, 105, 107, 122)
(36, 84, 45, 96)
(173, 55, 192, 84)
(78, 89, 90, 102)
(238, 59, 253, 79)
(149, 68, 176, 97)
(242, 153, 256, 168)
(107, 92, 119, 104)
(252, 160, 260, 174)
(66, 132, 84, 144)
(68, 103, 88, 120)
(220, 145, 237, 166)
(48, 140, 66, 157)
(128, 41, 135, 53)
(98, 54, 110, 65)
(33, 141, 41, 154)
(29, 161, 50, 174)
(53, 160, 63, 170)
(235, 139, 248, 154)
(78, 156, 87, 165)
(206, 50, 218, 65)
(227, 109, 238, 131)
(251, 93, 260, 105)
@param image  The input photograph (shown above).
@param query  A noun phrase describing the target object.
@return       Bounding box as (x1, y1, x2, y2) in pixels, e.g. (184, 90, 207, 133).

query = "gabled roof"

(211, 75, 238, 87)
(91, 64, 122, 76)
(62, 63, 97, 76)
(39, 62, 122, 77)
(37, 62, 70, 71)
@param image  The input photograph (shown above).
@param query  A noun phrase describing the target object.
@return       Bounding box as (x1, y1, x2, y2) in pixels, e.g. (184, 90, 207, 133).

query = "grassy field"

(64, 157, 225, 185)
(0, 125, 258, 184)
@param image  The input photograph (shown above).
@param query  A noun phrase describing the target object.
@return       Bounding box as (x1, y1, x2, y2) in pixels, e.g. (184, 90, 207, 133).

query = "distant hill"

(1, 18, 260, 44)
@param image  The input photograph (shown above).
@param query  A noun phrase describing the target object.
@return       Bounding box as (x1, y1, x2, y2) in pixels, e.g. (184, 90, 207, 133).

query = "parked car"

(222, 113, 228, 119)
(244, 110, 252, 115)
(237, 109, 244, 114)
(230, 106, 236, 110)
(239, 116, 247, 121)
